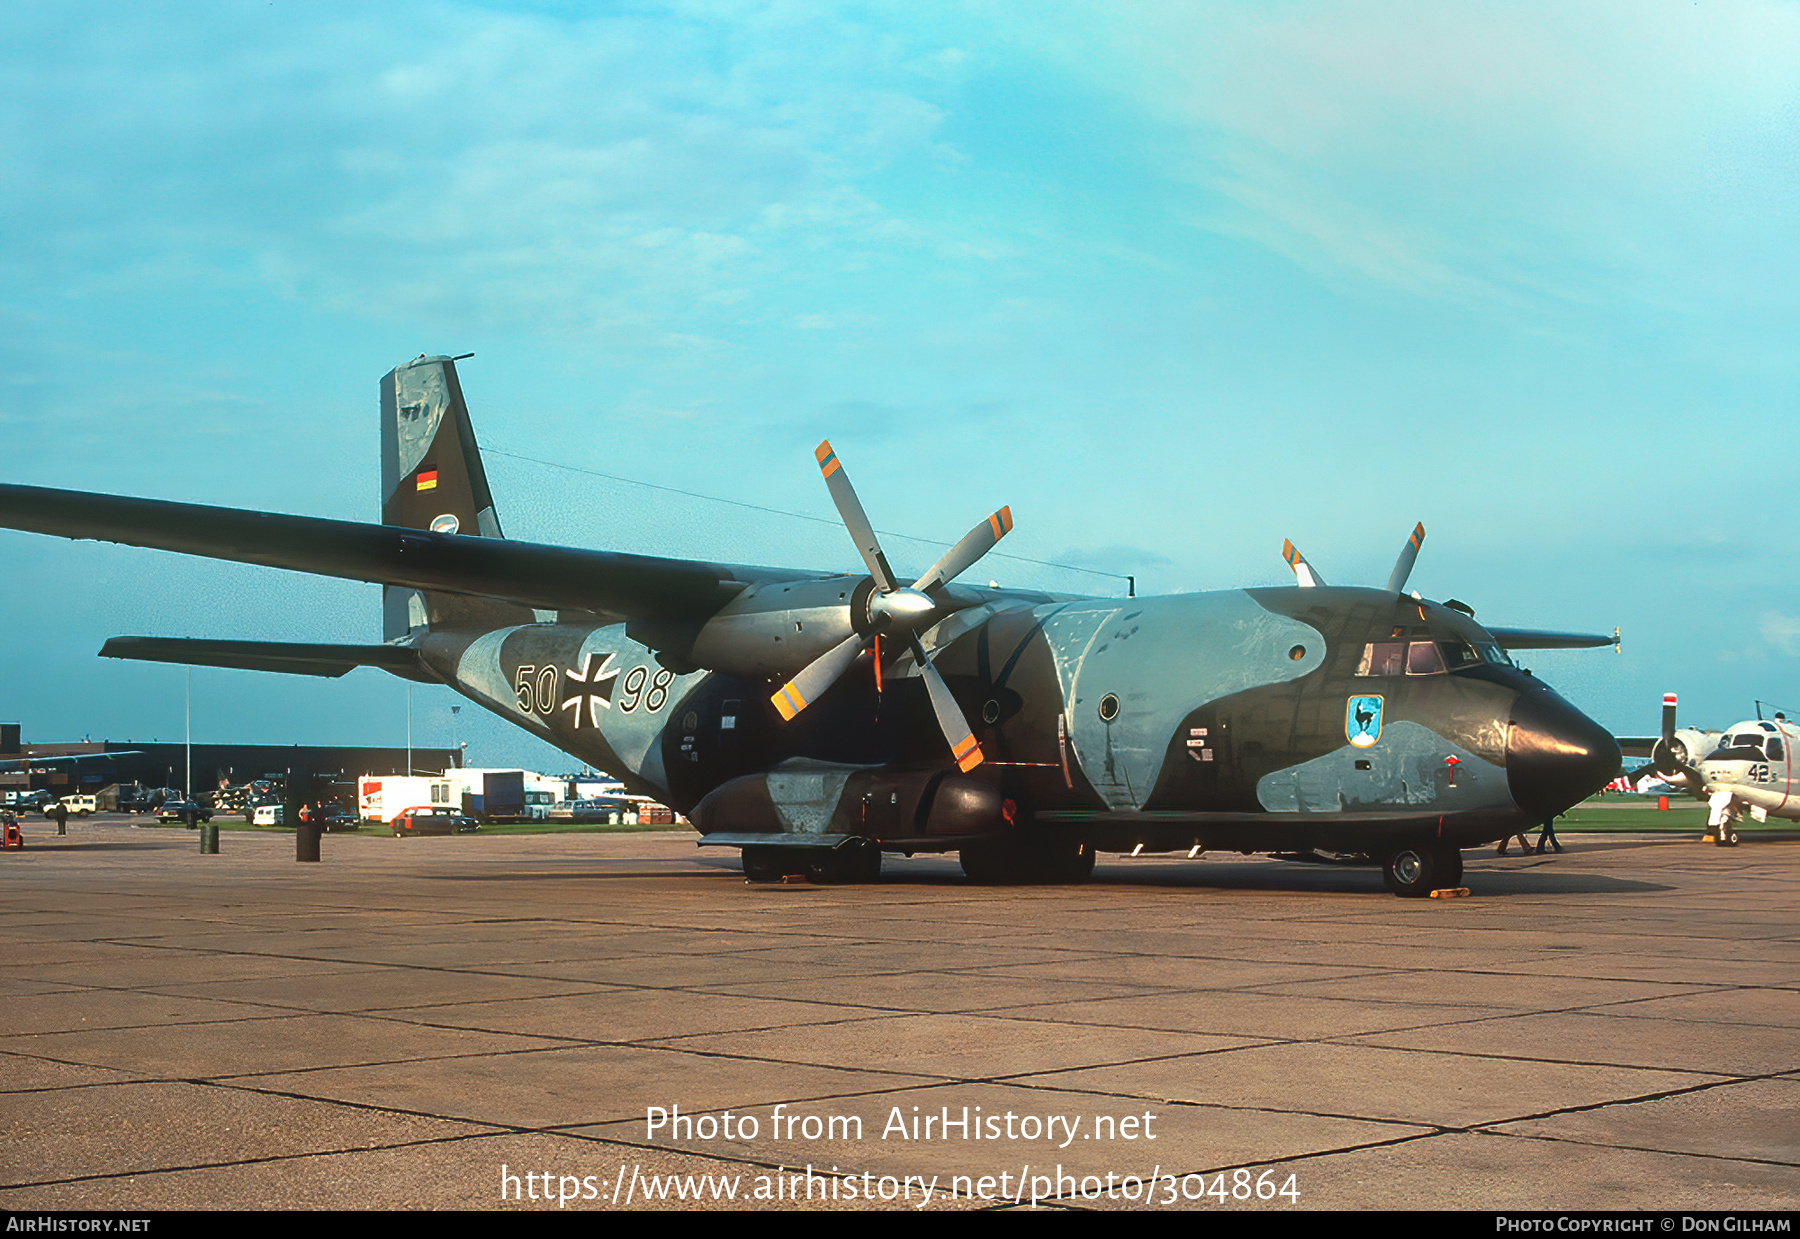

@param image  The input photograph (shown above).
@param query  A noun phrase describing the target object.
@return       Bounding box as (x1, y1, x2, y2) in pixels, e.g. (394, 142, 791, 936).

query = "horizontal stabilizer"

(0, 484, 810, 622)
(100, 637, 434, 682)
(1486, 627, 1615, 650)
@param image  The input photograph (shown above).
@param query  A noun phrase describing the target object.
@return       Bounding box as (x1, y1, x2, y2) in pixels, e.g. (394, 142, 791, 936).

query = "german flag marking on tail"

(416, 470, 439, 492)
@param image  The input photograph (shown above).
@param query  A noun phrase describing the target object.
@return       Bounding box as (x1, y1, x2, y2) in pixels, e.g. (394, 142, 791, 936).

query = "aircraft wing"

(0, 484, 819, 622)
(99, 637, 437, 683)
(1486, 627, 1616, 650)
(0, 750, 141, 771)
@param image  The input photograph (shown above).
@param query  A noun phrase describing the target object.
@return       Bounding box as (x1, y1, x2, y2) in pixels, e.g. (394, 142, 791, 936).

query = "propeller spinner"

(770, 441, 1011, 773)
(1627, 692, 1708, 795)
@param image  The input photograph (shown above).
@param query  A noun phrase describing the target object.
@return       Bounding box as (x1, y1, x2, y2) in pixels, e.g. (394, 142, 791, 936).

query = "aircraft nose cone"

(1506, 687, 1621, 817)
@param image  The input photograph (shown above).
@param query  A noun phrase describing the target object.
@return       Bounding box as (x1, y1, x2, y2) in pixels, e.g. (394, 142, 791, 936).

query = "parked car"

(157, 799, 213, 825)
(251, 804, 284, 827)
(311, 804, 359, 832)
(547, 797, 628, 823)
(390, 807, 479, 837)
(46, 795, 99, 817)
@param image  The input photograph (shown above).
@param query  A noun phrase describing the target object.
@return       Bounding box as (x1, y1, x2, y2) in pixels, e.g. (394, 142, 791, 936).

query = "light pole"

(184, 667, 192, 799)
(450, 706, 461, 768)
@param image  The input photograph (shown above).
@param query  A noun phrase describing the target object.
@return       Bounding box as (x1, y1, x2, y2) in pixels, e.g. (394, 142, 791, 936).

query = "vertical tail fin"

(380, 355, 532, 640)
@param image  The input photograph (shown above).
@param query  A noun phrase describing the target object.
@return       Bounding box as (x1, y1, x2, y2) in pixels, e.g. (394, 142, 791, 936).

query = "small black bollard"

(296, 819, 321, 862)
(200, 820, 219, 854)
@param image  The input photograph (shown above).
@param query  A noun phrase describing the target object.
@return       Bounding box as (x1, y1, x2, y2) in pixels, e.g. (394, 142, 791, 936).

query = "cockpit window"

(1405, 641, 1446, 675)
(1768, 738, 1784, 761)
(1355, 642, 1405, 677)
(1714, 735, 1770, 760)
(1474, 642, 1510, 666)
(1437, 640, 1481, 671)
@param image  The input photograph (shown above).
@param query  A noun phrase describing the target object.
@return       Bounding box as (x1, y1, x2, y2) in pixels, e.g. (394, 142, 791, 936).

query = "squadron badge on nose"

(1347, 695, 1384, 748)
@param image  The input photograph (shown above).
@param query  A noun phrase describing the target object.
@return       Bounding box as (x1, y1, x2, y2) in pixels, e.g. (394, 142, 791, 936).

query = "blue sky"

(3, 1, 1797, 770)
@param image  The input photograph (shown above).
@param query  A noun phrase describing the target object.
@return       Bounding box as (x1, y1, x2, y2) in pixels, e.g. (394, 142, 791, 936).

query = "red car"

(389, 807, 479, 837)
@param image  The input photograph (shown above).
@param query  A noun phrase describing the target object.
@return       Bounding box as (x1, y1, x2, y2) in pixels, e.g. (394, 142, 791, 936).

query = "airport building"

(0, 723, 460, 807)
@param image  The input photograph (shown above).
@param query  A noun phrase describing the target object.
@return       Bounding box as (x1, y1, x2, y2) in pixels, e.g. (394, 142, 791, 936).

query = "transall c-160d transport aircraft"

(0, 355, 1622, 896)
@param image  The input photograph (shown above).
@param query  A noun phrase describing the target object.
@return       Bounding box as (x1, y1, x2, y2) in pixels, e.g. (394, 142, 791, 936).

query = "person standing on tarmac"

(53, 800, 67, 837)
(1495, 825, 1533, 855)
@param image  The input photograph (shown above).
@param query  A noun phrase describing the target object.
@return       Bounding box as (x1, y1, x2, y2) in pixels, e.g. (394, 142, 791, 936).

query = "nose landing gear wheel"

(1381, 843, 1461, 897)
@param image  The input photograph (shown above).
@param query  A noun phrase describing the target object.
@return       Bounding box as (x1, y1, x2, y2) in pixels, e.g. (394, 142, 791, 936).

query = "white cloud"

(1760, 613, 1800, 657)
(0, 3, 981, 339)
(1020, 0, 1800, 316)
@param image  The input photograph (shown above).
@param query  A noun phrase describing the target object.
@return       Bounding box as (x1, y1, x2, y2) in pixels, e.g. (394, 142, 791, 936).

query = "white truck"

(357, 775, 459, 826)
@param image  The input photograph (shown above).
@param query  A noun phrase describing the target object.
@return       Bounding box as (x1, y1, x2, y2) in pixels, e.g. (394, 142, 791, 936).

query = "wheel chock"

(1429, 886, 1470, 898)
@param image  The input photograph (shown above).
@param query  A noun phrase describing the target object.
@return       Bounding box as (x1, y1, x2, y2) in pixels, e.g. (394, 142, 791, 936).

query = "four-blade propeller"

(769, 441, 1010, 772)
(1626, 693, 1708, 795)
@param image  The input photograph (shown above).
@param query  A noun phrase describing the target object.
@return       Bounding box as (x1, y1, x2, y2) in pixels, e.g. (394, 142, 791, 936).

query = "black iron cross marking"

(561, 652, 619, 728)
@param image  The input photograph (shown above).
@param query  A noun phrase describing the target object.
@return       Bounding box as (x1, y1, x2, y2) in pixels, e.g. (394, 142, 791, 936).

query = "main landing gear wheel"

(742, 844, 883, 884)
(806, 842, 882, 884)
(959, 839, 1095, 884)
(958, 841, 1016, 884)
(1038, 839, 1096, 883)
(1381, 843, 1461, 898)
(740, 845, 790, 882)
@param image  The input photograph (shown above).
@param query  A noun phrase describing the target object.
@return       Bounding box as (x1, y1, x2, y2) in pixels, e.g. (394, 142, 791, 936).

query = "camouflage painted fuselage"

(414, 581, 1615, 855)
